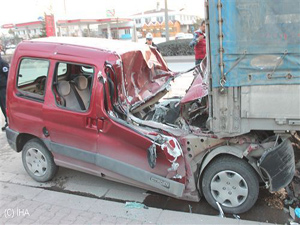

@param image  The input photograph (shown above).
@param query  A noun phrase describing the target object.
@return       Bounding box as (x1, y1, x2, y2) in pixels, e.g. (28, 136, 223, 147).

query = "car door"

(90, 63, 186, 198)
(42, 60, 101, 171)
(9, 57, 50, 137)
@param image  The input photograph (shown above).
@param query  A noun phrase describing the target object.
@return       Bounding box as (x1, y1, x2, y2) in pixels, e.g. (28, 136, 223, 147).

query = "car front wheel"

(201, 155, 259, 214)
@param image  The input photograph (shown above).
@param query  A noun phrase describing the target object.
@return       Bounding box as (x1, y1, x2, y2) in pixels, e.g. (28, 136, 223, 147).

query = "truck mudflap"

(258, 139, 295, 192)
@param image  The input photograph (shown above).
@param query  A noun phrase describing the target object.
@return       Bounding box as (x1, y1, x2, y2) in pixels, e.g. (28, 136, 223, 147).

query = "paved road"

(1, 182, 270, 225)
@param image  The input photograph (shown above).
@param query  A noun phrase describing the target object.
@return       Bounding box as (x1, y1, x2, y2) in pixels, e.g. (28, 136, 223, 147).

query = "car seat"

(57, 80, 82, 111)
(72, 76, 90, 109)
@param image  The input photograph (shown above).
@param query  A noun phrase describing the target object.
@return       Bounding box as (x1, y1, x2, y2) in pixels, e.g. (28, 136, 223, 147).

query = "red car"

(6, 37, 294, 214)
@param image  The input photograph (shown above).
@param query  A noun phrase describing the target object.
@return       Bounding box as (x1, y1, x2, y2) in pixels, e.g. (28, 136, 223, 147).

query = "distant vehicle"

(161, 31, 166, 38)
(175, 33, 193, 40)
(120, 34, 132, 40)
(5, 45, 16, 54)
(6, 44, 16, 49)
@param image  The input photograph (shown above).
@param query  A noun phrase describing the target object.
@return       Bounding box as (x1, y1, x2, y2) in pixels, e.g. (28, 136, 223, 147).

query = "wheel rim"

(25, 148, 48, 177)
(210, 170, 248, 208)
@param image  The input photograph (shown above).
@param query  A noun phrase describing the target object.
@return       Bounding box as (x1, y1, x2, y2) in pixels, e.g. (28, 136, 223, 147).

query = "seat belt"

(70, 82, 86, 110)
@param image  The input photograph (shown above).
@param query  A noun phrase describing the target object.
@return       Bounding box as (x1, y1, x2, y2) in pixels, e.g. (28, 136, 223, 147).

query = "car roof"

(29, 37, 150, 55)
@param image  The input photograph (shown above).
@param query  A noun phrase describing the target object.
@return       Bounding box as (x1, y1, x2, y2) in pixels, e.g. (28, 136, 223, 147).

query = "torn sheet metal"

(161, 136, 183, 163)
(147, 143, 157, 169)
(117, 48, 175, 112)
(258, 139, 295, 192)
(180, 73, 208, 104)
(160, 136, 185, 180)
(127, 113, 187, 137)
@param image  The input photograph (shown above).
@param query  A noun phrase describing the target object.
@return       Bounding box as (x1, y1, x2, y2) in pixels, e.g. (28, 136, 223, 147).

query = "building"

(131, 7, 200, 37)
(1, 15, 56, 40)
(2, 17, 135, 40)
(142, 20, 180, 38)
(6, 21, 43, 39)
(56, 18, 134, 39)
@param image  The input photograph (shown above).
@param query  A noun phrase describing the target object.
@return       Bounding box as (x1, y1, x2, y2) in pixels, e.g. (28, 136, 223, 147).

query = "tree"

(0, 35, 10, 55)
(39, 16, 47, 38)
(7, 29, 23, 45)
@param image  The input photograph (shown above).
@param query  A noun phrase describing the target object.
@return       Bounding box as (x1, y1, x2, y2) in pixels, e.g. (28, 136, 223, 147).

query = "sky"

(0, 0, 205, 26)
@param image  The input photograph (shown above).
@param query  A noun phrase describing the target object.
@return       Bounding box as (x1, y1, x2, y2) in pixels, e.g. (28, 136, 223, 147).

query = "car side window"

(53, 62, 94, 112)
(17, 58, 49, 99)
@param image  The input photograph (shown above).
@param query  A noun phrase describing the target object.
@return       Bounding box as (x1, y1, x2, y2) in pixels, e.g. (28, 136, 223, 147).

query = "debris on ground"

(295, 207, 300, 218)
(233, 214, 240, 220)
(216, 202, 225, 218)
(292, 132, 300, 150)
(290, 206, 296, 220)
(188, 204, 192, 213)
(265, 188, 287, 210)
(289, 206, 300, 224)
(125, 202, 148, 209)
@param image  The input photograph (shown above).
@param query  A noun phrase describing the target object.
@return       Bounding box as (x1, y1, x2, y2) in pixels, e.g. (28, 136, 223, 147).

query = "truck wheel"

(201, 155, 259, 214)
(22, 138, 58, 182)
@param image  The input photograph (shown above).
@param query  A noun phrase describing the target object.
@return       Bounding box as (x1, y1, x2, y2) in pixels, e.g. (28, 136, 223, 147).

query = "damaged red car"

(6, 37, 295, 214)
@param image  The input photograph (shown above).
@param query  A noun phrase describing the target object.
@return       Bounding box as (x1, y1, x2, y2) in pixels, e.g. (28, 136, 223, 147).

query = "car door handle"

(86, 117, 105, 132)
(97, 117, 105, 132)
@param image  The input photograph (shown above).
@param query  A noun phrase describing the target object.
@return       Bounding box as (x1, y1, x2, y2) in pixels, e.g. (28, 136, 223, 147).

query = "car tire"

(201, 155, 259, 214)
(22, 138, 58, 182)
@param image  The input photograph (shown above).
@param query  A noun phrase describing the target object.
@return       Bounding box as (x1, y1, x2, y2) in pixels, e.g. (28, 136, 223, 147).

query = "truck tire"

(201, 155, 259, 214)
(22, 138, 58, 182)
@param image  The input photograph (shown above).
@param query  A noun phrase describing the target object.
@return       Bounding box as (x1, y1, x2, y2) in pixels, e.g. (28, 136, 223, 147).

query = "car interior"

(53, 63, 93, 111)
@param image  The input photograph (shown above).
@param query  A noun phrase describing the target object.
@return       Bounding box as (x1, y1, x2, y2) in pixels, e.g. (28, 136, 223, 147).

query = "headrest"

(74, 76, 88, 90)
(57, 81, 70, 96)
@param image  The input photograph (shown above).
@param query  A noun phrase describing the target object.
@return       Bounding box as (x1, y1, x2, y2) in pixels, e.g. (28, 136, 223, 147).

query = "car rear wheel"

(201, 155, 259, 214)
(22, 138, 58, 182)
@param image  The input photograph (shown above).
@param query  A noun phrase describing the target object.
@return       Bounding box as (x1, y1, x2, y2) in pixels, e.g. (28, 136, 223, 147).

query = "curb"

(163, 55, 195, 63)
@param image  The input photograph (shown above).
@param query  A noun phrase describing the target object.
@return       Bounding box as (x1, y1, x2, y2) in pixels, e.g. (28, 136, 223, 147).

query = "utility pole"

(164, 0, 169, 41)
(49, 0, 57, 36)
(64, 0, 69, 36)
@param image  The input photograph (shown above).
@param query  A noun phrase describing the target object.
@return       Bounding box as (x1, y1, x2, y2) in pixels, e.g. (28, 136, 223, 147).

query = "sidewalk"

(163, 55, 194, 63)
(0, 182, 271, 225)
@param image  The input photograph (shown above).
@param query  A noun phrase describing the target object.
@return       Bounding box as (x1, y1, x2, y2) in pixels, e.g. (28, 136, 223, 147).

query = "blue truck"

(206, 0, 300, 136)
(196, 0, 300, 213)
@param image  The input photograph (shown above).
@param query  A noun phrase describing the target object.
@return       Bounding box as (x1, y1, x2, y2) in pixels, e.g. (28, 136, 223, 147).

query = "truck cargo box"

(206, 0, 300, 137)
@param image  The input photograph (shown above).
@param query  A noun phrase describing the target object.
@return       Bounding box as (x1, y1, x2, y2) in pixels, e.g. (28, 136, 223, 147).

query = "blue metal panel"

(209, 0, 300, 87)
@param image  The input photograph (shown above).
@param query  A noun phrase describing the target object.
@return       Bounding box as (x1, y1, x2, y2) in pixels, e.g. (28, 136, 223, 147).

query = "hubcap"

(25, 148, 47, 177)
(210, 170, 248, 208)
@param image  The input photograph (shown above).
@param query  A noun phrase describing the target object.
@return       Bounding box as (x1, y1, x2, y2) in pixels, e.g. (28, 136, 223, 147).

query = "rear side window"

(53, 62, 94, 112)
(17, 58, 49, 98)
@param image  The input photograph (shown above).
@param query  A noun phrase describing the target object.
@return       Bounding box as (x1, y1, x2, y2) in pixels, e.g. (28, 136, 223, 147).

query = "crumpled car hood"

(117, 46, 176, 112)
(116, 46, 208, 113)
